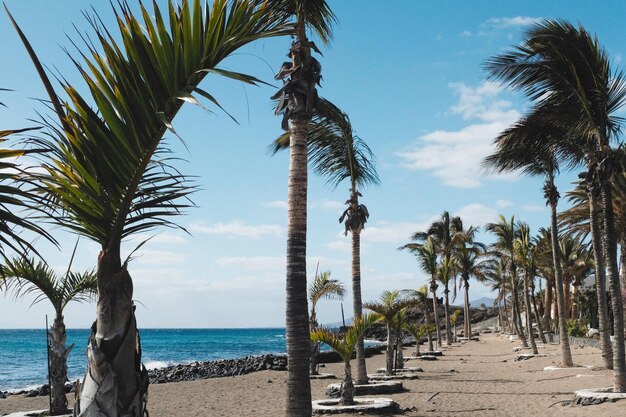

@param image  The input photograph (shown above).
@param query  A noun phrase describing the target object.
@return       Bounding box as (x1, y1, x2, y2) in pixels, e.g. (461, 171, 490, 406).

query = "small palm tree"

(404, 323, 435, 357)
(1, 255, 96, 415)
(311, 313, 381, 406)
(309, 269, 345, 375)
(390, 308, 408, 370)
(363, 290, 412, 375)
(514, 223, 540, 355)
(8, 1, 290, 414)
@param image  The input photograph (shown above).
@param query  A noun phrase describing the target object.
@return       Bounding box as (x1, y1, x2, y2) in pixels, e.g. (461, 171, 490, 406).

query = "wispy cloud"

(460, 30, 472, 38)
(361, 219, 435, 243)
(190, 221, 283, 239)
(454, 203, 499, 228)
(312, 199, 345, 210)
(261, 200, 288, 210)
(496, 199, 513, 209)
(521, 204, 546, 213)
(396, 81, 520, 188)
(325, 240, 351, 252)
(486, 16, 540, 29)
(131, 250, 188, 266)
(215, 256, 284, 270)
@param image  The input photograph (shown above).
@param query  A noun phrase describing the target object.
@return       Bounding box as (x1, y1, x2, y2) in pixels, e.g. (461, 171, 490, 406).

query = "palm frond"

(309, 270, 345, 307)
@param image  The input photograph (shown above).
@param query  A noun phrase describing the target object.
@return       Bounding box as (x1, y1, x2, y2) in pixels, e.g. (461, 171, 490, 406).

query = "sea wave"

(144, 360, 172, 370)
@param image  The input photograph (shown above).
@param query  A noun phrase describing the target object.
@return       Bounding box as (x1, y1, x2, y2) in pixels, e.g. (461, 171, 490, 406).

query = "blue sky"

(0, 1, 624, 328)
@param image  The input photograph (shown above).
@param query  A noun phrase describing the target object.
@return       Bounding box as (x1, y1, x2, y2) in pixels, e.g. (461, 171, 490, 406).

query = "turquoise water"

(0, 328, 287, 391)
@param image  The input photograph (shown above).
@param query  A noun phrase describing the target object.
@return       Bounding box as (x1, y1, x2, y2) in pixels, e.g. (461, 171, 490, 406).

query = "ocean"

(0, 328, 288, 392)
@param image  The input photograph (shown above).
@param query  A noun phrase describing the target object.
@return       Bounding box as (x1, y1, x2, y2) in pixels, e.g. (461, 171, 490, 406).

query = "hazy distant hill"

(469, 297, 495, 308)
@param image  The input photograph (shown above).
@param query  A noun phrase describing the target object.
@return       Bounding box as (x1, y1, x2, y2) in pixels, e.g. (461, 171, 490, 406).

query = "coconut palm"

(514, 223, 540, 355)
(452, 224, 488, 339)
(8, 2, 289, 415)
(272, 100, 379, 385)
(486, 18, 626, 389)
(1, 254, 96, 415)
(399, 237, 442, 348)
(486, 215, 527, 347)
(309, 269, 345, 375)
(310, 313, 381, 406)
(363, 290, 412, 376)
(269, 1, 337, 410)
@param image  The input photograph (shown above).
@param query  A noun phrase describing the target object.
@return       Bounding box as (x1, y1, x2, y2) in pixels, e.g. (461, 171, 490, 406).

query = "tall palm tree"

(437, 255, 456, 346)
(310, 313, 381, 406)
(514, 223, 540, 355)
(486, 19, 626, 389)
(483, 257, 510, 332)
(399, 237, 442, 348)
(486, 215, 528, 347)
(8, 2, 289, 415)
(559, 237, 594, 319)
(483, 115, 574, 365)
(411, 211, 465, 345)
(272, 100, 379, 385)
(1, 255, 96, 415)
(309, 269, 345, 375)
(453, 229, 489, 339)
(269, 1, 337, 411)
(363, 290, 412, 376)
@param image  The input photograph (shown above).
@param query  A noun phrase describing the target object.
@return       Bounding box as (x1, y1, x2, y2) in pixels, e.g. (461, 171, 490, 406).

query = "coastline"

(2, 333, 625, 416)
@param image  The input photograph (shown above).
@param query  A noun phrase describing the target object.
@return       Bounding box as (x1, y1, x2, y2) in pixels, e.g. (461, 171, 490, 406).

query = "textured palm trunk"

(443, 286, 452, 346)
(589, 187, 613, 369)
(284, 115, 312, 415)
(530, 284, 547, 344)
(310, 342, 320, 376)
(522, 272, 538, 354)
(395, 332, 404, 369)
(463, 278, 471, 338)
(549, 202, 573, 367)
(77, 250, 147, 417)
(621, 243, 626, 337)
(563, 278, 572, 320)
(571, 284, 579, 319)
(385, 322, 394, 375)
(543, 281, 553, 331)
(511, 269, 528, 347)
(340, 362, 355, 406)
(600, 181, 626, 391)
(351, 229, 368, 384)
(426, 310, 434, 352)
(501, 288, 509, 332)
(431, 279, 442, 348)
(49, 314, 70, 415)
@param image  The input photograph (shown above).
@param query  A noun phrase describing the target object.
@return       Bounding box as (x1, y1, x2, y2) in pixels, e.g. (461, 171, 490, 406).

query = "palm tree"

(8, 2, 289, 415)
(483, 257, 510, 332)
(486, 19, 626, 389)
(390, 308, 407, 370)
(411, 212, 465, 345)
(309, 269, 345, 375)
(1, 255, 96, 415)
(363, 290, 412, 376)
(404, 323, 434, 357)
(436, 255, 456, 346)
(272, 100, 379, 385)
(401, 285, 435, 352)
(310, 313, 381, 406)
(399, 237, 442, 348)
(486, 215, 527, 347)
(269, 1, 337, 410)
(514, 223, 540, 355)
(559, 237, 594, 319)
(452, 224, 488, 339)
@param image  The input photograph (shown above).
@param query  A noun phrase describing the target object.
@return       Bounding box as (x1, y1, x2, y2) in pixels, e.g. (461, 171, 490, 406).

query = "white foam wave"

(144, 360, 171, 370)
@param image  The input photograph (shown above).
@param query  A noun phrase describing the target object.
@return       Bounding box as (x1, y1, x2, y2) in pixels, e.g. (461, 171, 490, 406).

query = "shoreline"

(3, 332, 625, 416)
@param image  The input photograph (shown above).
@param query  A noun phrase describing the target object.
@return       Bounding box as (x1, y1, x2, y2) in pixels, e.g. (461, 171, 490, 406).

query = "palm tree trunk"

(49, 314, 69, 416)
(444, 286, 452, 345)
(385, 323, 394, 375)
(426, 311, 434, 352)
(511, 270, 528, 347)
(600, 180, 626, 390)
(543, 281, 553, 332)
(395, 331, 404, 369)
(310, 342, 320, 376)
(78, 250, 147, 417)
(431, 279, 442, 349)
(351, 230, 368, 384)
(340, 362, 355, 406)
(589, 186, 613, 369)
(563, 278, 572, 319)
(549, 201, 574, 367)
(522, 272, 538, 354)
(531, 284, 547, 344)
(284, 114, 312, 414)
(463, 279, 471, 338)
(571, 283, 579, 319)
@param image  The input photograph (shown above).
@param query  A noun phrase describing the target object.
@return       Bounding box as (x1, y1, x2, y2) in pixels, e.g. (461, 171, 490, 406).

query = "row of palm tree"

(483, 19, 626, 391)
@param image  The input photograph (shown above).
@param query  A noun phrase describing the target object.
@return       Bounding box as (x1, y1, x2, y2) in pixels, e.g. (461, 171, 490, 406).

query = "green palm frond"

(9, 0, 289, 250)
(1, 257, 96, 313)
(265, 0, 337, 45)
(309, 270, 345, 307)
(398, 237, 438, 278)
(364, 290, 413, 322)
(311, 313, 381, 363)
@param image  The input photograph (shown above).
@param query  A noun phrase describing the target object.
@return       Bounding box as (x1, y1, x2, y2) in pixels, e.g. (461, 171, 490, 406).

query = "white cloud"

(397, 81, 520, 188)
(496, 199, 513, 209)
(312, 199, 346, 210)
(486, 16, 540, 28)
(521, 204, 546, 213)
(189, 220, 283, 239)
(215, 256, 284, 270)
(131, 250, 188, 266)
(261, 200, 288, 209)
(361, 220, 435, 244)
(325, 240, 351, 252)
(454, 203, 499, 228)
(460, 30, 472, 38)
(126, 232, 188, 245)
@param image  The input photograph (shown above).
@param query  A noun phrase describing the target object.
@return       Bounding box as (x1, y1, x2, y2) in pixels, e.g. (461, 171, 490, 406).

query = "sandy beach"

(2, 333, 626, 416)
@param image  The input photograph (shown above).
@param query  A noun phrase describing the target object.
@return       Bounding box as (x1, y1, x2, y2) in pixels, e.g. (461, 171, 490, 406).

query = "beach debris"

(574, 387, 626, 406)
(312, 398, 399, 415)
(325, 381, 403, 398)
